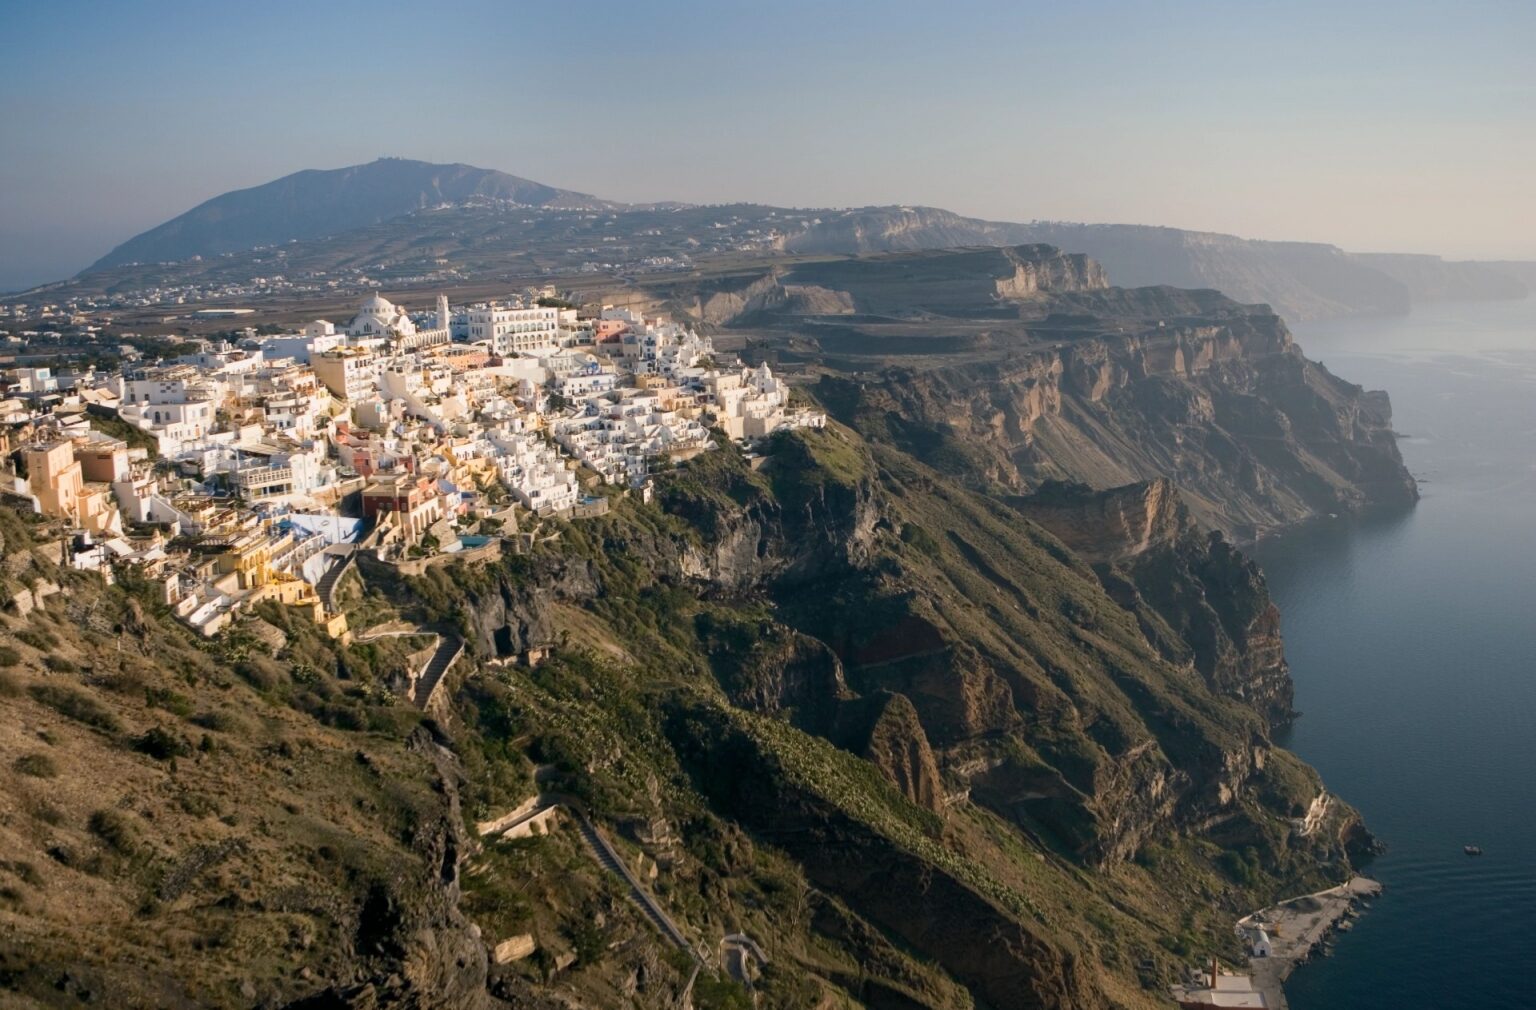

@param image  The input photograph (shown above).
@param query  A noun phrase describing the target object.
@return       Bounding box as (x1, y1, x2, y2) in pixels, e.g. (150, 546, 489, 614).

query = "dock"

(1239, 876, 1382, 1009)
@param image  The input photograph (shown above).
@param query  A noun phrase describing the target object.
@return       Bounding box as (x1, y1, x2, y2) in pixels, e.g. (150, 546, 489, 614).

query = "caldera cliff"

(0, 246, 1409, 1010)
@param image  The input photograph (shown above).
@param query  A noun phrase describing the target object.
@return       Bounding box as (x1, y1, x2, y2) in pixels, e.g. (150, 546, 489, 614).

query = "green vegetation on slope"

(0, 423, 1365, 1010)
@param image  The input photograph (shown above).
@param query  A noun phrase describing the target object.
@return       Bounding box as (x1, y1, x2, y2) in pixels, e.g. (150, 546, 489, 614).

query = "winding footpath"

(353, 621, 463, 711)
(481, 794, 702, 959)
(480, 798, 774, 1007)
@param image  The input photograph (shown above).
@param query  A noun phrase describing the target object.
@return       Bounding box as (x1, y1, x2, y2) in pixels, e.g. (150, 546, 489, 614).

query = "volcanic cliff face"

(672, 707, 1113, 1010)
(633, 434, 1309, 865)
(665, 244, 1107, 328)
(812, 287, 1417, 538)
(1012, 479, 1294, 728)
(0, 415, 1367, 1009)
(315, 255, 1401, 1006)
(1, 239, 1402, 1010)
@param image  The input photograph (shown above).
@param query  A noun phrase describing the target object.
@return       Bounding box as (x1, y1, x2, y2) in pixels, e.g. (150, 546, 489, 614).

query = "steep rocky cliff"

(664, 246, 1415, 540)
(0, 410, 1371, 1008)
(807, 282, 1416, 538)
(0, 246, 1406, 1009)
(1012, 480, 1293, 727)
(1352, 252, 1529, 303)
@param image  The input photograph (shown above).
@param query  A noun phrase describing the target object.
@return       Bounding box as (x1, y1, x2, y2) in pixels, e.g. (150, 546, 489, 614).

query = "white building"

(119, 398, 217, 456)
(703, 363, 826, 440)
(489, 429, 579, 514)
(551, 390, 711, 487)
(466, 300, 561, 357)
(348, 293, 451, 351)
(258, 320, 346, 364)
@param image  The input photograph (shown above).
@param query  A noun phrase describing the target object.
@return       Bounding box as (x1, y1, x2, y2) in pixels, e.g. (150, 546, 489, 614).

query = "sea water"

(1253, 297, 1536, 1008)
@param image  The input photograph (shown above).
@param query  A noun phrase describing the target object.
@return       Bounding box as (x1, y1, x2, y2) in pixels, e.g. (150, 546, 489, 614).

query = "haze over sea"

(1253, 297, 1536, 1008)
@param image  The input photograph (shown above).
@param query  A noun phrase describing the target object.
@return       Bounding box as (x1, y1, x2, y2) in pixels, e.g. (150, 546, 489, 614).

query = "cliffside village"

(0, 291, 824, 638)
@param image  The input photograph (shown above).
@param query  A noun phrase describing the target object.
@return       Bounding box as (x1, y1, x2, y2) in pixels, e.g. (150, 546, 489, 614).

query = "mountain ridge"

(86, 158, 613, 273)
(68, 159, 1534, 323)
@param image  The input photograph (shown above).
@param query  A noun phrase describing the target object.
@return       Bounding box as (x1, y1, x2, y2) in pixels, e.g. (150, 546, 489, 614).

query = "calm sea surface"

(1253, 298, 1536, 1009)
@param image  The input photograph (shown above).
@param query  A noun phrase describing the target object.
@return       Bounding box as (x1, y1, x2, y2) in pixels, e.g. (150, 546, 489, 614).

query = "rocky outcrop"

(993, 246, 1110, 299)
(670, 433, 883, 590)
(672, 706, 1114, 1010)
(285, 727, 500, 1009)
(1007, 478, 1187, 565)
(703, 622, 852, 728)
(832, 691, 945, 814)
(700, 616, 945, 812)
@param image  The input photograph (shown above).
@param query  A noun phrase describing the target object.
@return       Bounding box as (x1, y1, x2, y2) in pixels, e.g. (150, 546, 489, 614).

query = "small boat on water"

(1465, 845, 1483, 856)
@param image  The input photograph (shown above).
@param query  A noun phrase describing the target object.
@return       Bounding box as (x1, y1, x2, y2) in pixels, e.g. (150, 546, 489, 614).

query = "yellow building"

(24, 439, 84, 523)
(312, 348, 378, 401)
(76, 440, 130, 483)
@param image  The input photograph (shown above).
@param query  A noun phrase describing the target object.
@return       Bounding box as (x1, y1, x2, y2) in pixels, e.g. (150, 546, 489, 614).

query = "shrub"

(0, 646, 21, 667)
(0, 670, 17, 697)
(134, 726, 191, 761)
(14, 629, 56, 651)
(314, 702, 365, 732)
(43, 656, 78, 674)
(28, 684, 121, 732)
(0, 861, 41, 887)
(87, 810, 137, 855)
(99, 663, 151, 695)
(144, 687, 193, 717)
(568, 918, 606, 966)
(234, 656, 284, 692)
(692, 977, 753, 1010)
(13, 754, 57, 778)
(178, 791, 219, 817)
(1216, 849, 1257, 886)
(900, 522, 942, 557)
(191, 710, 242, 733)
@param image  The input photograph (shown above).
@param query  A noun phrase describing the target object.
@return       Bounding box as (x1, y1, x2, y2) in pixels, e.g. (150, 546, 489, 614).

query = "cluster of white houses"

(2, 291, 822, 637)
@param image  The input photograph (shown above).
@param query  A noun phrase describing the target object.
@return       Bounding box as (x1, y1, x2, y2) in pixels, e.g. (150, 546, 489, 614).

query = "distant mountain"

(86, 158, 610, 273)
(782, 211, 1400, 320)
(781, 212, 1536, 321)
(67, 160, 1535, 322)
(1352, 252, 1530, 302)
(998, 222, 1416, 321)
(1486, 260, 1536, 289)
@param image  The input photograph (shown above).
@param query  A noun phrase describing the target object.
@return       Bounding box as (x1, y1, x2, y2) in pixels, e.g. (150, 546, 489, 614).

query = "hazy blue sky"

(2, 0, 1532, 290)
